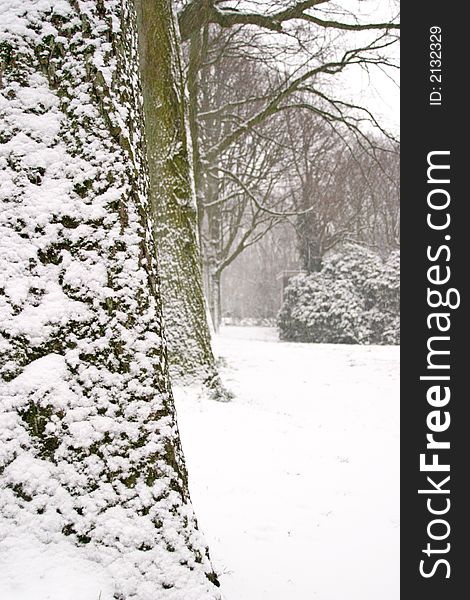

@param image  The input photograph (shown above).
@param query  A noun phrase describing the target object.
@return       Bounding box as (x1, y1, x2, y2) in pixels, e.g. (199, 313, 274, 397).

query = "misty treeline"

(221, 138, 399, 323)
(0, 2, 399, 598)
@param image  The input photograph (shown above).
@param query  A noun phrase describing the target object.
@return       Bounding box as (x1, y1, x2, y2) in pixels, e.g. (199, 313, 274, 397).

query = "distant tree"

(196, 49, 291, 329)
(355, 143, 400, 254)
(285, 112, 400, 272)
(0, 2, 220, 598)
(221, 223, 300, 322)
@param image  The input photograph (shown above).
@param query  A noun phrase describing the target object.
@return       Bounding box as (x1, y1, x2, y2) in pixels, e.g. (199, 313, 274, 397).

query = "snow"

(0, 530, 115, 600)
(174, 326, 399, 600)
(1, 4, 398, 595)
(0, 325, 398, 599)
(1, 2, 221, 598)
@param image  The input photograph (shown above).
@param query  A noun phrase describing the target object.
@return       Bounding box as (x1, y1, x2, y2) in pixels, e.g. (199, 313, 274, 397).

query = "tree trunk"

(306, 246, 323, 273)
(0, 2, 220, 598)
(297, 213, 324, 273)
(203, 171, 223, 332)
(135, 0, 225, 395)
(206, 269, 222, 332)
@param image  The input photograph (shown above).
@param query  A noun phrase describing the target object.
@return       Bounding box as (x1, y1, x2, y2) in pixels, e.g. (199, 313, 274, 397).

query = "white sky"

(339, 0, 400, 134)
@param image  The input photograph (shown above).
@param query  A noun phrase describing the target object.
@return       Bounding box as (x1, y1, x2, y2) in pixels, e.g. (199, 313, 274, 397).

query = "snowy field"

(0, 326, 399, 600)
(174, 326, 400, 600)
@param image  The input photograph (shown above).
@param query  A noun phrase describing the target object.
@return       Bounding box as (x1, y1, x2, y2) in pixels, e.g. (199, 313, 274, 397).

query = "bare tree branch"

(179, 0, 399, 40)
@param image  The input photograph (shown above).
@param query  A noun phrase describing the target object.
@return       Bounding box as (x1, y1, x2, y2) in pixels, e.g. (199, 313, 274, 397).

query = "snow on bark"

(134, 0, 227, 397)
(0, 2, 221, 598)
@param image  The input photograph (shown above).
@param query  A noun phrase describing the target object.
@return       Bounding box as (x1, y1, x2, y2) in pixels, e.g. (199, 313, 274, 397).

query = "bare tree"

(355, 142, 400, 254)
(137, 0, 224, 395)
(284, 109, 400, 272)
(196, 48, 295, 328)
(154, 0, 399, 348)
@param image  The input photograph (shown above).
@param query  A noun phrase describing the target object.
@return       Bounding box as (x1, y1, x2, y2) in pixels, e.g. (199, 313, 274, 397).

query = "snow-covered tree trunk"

(134, 0, 225, 395)
(206, 268, 222, 333)
(0, 2, 221, 598)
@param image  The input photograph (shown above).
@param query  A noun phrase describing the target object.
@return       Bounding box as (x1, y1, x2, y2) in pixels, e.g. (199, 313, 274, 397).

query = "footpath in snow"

(174, 326, 400, 600)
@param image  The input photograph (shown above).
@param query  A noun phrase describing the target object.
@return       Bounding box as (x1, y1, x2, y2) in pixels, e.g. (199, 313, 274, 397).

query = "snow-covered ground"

(174, 326, 400, 600)
(0, 326, 399, 600)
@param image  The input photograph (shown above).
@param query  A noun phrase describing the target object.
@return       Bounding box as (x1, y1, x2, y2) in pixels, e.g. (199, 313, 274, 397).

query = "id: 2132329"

(429, 25, 442, 106)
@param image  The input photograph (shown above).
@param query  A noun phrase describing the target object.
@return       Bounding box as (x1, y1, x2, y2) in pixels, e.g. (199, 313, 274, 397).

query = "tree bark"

(134, 0, 226, 396)
(0, 2, 220, 597)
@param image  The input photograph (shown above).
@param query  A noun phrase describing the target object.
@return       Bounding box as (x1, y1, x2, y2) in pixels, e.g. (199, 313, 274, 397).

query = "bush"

(278, 245, 399, 345)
